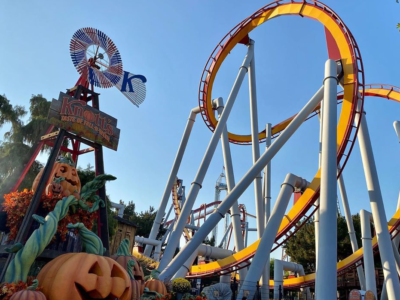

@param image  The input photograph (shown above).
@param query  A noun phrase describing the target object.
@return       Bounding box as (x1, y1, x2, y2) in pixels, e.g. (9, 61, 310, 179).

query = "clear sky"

(1, 1, 400, 250)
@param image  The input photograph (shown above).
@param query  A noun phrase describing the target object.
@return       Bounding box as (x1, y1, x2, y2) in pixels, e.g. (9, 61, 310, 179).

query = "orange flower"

(2, 191, 97, 241)
(0, 278, 42, 300)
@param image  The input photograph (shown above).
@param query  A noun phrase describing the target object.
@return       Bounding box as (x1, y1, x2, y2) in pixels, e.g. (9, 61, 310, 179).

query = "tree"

(203, 236, 216, 247)
(0, 94, 54, 198)
(121, 201, 160, 238)
(283, 215, 362, 273)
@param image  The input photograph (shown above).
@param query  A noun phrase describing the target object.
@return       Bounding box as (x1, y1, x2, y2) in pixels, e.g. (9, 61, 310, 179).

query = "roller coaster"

(134, 1, 400, 299)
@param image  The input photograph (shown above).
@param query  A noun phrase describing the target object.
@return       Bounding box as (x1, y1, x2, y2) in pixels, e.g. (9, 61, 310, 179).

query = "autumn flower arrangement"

(0, 278, 41, 300)
(156, 293, 207, 300)
(2, 189, 96, 241)
(172, 278, 192, 293)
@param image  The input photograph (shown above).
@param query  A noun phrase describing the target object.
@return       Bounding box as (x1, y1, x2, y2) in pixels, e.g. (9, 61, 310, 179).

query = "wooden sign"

(48, 92, 120, 150)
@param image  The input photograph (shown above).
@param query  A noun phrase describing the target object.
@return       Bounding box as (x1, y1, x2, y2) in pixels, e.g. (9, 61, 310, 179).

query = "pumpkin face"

(37, 253, 131, 300)
(111, 255, 145, 282)
(32, 161, 81, 198)
(10, 289, 47, 300)
(144, 279, 167, 296)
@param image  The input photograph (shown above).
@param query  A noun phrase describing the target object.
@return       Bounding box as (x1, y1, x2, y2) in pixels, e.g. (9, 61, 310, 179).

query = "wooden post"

(92, 94, 110, 254)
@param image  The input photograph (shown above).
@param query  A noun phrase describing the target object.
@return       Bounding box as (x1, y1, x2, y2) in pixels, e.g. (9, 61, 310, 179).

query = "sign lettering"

(120, 71, 147, 92)
(47, 92, 120, 150)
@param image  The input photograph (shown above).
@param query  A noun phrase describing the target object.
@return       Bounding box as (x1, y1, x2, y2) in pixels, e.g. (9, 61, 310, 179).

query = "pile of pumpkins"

(10, 239, 166, 300)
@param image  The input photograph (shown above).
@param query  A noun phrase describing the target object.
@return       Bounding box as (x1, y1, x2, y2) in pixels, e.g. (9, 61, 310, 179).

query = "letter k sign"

(115, 71, 147, 107)
(120, 71, 147, 92)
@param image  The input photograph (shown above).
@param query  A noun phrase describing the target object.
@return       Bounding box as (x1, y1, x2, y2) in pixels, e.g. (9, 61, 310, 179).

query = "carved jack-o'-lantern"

(32, 154, 81, 199)
(37, 253, 132, 300)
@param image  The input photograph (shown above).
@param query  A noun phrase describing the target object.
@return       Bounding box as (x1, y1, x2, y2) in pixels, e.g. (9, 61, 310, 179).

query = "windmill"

(70, 27, 147, 107)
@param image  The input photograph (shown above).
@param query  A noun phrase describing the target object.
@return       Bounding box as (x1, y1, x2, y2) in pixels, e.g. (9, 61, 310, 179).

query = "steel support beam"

(158, 43, 254, 272)
(356, 101, 400, 299)
(216, 98, 248, 283)
(338, 167, 366, 290)
(261, 123, 272, 300)
(248, 39, 264, 239)
(315, 59, 338, 300)
(144, 106, 201, 257)
(238, 174, 308, 300)
(315, 98, 323, 272)
(273, 260, 311, 300)
(360, 210, 377, 297)
(248, 42, 269, 298)
(159, 84, 324, 281)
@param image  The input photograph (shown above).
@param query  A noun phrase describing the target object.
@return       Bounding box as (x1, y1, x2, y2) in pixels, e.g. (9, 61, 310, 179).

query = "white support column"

(145, 106, 201, 256)
(338, 168, 366, 290)
(360, 210, 377, 297)
(273, 259, 284, 300)
(159, 85, 324, 281)
(248, 39, 264, 239)
(161, 220, 174, 244)
(171, 244, 234, 280)
(273, 260, 311, 300)
(247, 39, 268, 299)
(172, 249, 198, 279)
(391, 241, 400, 276)
(392, 121, 400, 249)
(158, 43, 254, 272)
(315, 98, 323, 272)
(263, 123, 272, 223)
(261, 123, 272, 300)
(135, 236, 162, 261)
(238, 174, 309, 300)
(245, 222, 249, 247)
(315, 59, 338, 300)
(216, 98, 247, 283)
(356, 102, 400, 299)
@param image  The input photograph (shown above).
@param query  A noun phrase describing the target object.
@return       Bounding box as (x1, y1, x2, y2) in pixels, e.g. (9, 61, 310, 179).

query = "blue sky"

(1, 1, 400, 250)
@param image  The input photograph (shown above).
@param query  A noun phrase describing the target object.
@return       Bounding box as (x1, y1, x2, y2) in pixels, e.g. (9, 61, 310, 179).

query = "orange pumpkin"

(111, 255, 144, 281)
(127, 259, 143, 300)
(10, 280, 46, 300)
(144, 271, 167, 295)
(144, 279, 167, 296)
(111, 239, 145, 283)
(130, 279, 141, 300)
(32, 155, 81, 199)
(37, 253, 131, 300)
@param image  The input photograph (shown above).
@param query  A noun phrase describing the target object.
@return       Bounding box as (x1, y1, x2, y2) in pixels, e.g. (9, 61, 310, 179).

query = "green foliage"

(283, 215, 362, 273)
(203, 236, 215, 247)
(77, 164, 95, 186)
(121, 200, 162, 238)
(0, 94, 55, 199)
(269, 258, 274, 278)
(172, 278, 191, 293)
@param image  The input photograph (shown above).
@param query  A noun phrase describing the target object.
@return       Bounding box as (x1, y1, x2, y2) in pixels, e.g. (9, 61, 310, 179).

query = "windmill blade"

(115, 70, 147, 107)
